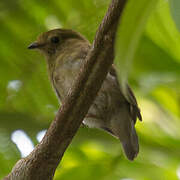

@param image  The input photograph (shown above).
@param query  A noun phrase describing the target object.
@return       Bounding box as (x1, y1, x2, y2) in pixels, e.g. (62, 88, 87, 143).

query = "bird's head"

(28, 28, 87, 59)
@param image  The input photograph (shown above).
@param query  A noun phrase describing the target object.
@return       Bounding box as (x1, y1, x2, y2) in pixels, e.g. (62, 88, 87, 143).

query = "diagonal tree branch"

(4, 0, 127, 179)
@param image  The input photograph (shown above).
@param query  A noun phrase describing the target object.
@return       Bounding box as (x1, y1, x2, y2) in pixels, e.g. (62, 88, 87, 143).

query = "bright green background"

(0, 0, 180, 179)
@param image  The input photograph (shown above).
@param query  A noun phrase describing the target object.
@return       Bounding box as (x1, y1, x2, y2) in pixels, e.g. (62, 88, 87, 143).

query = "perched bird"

(28, 29, 142, 161)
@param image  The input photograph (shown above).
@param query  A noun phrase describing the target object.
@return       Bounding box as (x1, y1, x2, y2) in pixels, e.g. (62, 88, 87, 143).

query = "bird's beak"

(28, 42, 45, 49)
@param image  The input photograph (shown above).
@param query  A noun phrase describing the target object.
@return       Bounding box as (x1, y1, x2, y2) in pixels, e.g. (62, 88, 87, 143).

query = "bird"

(28, 28, 142, 161)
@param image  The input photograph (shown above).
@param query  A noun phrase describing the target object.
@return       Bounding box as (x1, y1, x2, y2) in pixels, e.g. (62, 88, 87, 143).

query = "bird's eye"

(50, 36, 60, 44)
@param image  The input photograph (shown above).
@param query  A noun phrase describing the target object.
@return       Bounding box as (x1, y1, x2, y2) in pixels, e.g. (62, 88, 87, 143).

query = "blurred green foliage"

(0, 0, 180, 179)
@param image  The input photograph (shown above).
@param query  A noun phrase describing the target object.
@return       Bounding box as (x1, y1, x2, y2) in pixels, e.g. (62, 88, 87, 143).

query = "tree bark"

(4, 0, 127, 179)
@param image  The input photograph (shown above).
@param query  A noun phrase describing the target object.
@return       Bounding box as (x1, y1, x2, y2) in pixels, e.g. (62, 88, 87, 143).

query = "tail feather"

(110, 114, 139, 160)
(122, 125, 139, 161)
(103, 122, 139, 160)
(122, 142, 138, 161)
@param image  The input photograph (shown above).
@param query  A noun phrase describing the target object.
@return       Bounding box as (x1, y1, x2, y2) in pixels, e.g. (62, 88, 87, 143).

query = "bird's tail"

(110, 108, 139, 161)
(121, 124, 139, 161)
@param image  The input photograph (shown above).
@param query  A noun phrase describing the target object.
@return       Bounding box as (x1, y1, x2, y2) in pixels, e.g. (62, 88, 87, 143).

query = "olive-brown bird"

(28, 29, 142, 161)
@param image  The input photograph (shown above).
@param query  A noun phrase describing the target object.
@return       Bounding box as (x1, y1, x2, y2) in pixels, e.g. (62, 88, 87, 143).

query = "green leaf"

(114, 0, 158, 98)
(170, 0, 180, 31)
(146, 0, 180, 62)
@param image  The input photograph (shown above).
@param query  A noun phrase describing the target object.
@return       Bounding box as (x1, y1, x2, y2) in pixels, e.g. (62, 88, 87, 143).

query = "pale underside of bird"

(28, 28, 142, 161)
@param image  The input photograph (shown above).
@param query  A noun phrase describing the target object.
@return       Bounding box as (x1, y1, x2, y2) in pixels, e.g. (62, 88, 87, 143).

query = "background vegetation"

(0, 0, 180, 179)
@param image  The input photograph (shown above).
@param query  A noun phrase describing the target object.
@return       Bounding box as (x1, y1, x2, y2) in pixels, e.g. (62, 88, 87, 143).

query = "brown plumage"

(28, 28, 142, 161)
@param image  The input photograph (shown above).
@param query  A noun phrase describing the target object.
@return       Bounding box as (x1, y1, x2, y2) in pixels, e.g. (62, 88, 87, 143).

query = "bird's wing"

(109, 65, 142, 123)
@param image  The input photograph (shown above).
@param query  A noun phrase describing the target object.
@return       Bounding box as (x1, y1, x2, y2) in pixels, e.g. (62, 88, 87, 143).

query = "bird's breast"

(52, 58, 82, 101)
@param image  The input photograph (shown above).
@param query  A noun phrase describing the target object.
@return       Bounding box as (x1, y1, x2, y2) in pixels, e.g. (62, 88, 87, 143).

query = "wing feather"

(109, 65, 142, 123)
